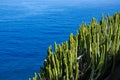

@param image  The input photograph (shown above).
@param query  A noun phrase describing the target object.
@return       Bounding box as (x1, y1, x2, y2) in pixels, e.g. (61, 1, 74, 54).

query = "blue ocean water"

(0, 0, 120, 80)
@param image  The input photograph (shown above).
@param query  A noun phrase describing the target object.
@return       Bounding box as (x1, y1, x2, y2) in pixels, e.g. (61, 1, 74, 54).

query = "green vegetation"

(29, 13, 120, 80)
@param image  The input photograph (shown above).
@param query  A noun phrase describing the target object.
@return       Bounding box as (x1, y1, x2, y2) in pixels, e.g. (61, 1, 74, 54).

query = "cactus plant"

(30, 12, 120, 80)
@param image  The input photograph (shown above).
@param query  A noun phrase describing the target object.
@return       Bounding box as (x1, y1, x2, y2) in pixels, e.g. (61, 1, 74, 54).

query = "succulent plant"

(30, 12, 120, 80)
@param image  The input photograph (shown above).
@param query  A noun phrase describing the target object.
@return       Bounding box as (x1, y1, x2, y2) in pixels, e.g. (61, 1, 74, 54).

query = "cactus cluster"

(29, 12, 120, 80)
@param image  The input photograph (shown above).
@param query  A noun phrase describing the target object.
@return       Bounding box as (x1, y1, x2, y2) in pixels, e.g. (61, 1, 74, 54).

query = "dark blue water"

(0, 0, 120, 80)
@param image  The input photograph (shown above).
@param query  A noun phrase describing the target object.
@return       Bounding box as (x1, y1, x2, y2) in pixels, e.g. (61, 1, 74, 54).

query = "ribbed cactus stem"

(75, 63, 79, 80)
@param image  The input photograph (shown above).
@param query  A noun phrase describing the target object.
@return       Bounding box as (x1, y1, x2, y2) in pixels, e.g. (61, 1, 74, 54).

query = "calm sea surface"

(0, 0, 120, 80)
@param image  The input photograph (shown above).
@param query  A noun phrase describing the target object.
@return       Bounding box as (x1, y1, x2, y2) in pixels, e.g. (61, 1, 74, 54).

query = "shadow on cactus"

(29, 12, 120, 80)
